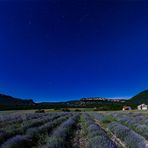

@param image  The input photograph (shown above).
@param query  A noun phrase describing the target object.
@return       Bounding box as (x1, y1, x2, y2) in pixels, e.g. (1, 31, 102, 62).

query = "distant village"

(80, 97, 126, 103)
(80, 97, 148, 111)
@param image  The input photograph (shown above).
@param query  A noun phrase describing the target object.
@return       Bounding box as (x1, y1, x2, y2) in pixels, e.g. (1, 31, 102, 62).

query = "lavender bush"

(91, 113, 106, 122)
(0, 112, 48, 127)
(108, 122, 147, 148)
(112, 113, 148, 140)
(0, 112, 69, 146)
(1, 135, 31, 148)
(83, 113, 116, 148)
(45, 114, 79, 148)
(24, 113, 72, 146)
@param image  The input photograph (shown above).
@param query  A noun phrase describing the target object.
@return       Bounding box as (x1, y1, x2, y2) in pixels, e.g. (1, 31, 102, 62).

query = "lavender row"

(90, 112, 106, 122)
(1, 113, 72, 148)
(0, 112, 66, 145)
(0, 113, 54, 131)
(108, 122, 147, 148)
(111, 112, 148, 125)
(110, 112, 148, 140)
(0, 112, 50, 128)
(83, 113, 116, 148)
(44, 113, 80, 148)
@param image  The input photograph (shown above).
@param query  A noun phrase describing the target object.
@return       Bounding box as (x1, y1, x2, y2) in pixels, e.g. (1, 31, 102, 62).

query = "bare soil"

(70, 122, 89, 148)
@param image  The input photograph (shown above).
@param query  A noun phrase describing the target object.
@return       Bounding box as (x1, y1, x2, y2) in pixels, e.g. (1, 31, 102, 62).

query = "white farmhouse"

(137, 104, 148, 110)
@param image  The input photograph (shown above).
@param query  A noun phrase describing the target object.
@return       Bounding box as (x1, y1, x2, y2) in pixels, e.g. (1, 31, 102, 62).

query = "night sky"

(0, 1, 148, 102)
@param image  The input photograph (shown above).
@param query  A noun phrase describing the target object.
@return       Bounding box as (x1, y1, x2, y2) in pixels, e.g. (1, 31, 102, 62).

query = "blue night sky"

(0, 1, 148, 102)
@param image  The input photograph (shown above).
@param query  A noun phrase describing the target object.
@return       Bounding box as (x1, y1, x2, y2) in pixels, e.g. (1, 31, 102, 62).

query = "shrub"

(101, 115, 116, 124)
(74, 109, 81, 112)
(62, 108, 71, 112)
(54, 108, 60, 110)
(93, 108, 101, 111)
(35, 109, 45, 113)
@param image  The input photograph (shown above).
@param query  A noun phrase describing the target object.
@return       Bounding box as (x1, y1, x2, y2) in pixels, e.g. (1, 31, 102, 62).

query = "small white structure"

(122, 106, 132, 111)
(137, 104, 148, 110)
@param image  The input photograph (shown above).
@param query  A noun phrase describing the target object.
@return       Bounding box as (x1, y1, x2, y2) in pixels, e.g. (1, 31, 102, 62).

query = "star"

(61, 15, 65, 19)
(28, 20, 32, 25)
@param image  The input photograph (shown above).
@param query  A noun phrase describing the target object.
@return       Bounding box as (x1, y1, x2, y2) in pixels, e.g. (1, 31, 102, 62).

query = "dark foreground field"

(0, 110, 148, 148)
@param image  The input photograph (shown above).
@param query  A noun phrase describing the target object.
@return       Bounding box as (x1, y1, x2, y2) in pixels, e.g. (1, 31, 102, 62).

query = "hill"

(0, 94, 35, 109)
(0, 93, 127, 110)
(37, 99, 126, 111)
(1, 90, 148, 110)
(129, 90, 148, 104)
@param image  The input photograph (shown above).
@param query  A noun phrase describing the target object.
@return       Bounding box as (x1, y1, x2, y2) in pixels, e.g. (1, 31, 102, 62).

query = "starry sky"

(0, 1, 148, 102)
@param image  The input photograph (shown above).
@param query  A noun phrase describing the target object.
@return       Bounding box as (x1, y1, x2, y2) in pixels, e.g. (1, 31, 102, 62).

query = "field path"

(73, 123, 89, 148)
(94, 119, 125, 148)
(70, 114, 89, 148)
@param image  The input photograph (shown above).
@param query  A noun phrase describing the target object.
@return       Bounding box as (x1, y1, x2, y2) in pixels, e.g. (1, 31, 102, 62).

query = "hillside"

(0, 92, 127, 110)
(1, 90, 148, 110)
(0, 94, 35, 108)
(129, 90, 148, 104)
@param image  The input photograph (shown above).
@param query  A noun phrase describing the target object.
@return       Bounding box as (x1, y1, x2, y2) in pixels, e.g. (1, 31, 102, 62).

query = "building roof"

(138, 104, 147, 107)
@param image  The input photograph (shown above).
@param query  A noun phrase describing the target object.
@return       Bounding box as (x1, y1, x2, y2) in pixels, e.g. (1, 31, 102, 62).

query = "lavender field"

(0, 111, 148, 148)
